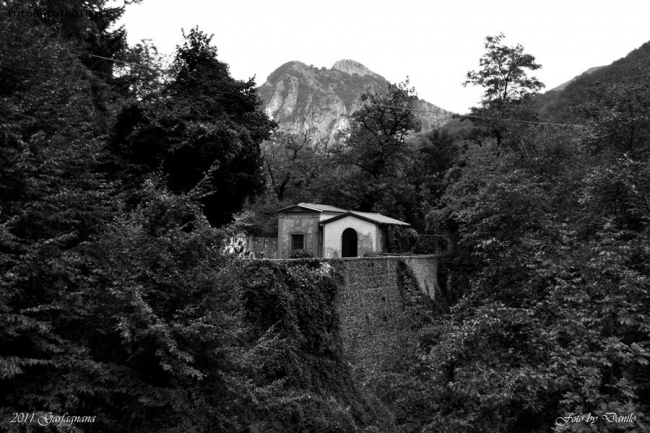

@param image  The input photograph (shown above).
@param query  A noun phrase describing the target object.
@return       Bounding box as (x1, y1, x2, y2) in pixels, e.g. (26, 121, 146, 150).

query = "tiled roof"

(276, 203, 347, 213)
(276, 203, 410, 226)
(350, 211, 411, 226)
(320, 211, 410, 226)
(298, 203, 347, 213)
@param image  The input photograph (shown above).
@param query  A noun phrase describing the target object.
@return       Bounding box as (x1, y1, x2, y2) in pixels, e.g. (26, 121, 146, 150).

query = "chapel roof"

(276, 203, 347, 213)
(276, 203, 410, 226)
(320, 211, 410, 227)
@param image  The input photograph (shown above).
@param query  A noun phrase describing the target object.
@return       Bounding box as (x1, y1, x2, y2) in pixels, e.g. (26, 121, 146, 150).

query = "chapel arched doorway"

(341, 228, 358, 257)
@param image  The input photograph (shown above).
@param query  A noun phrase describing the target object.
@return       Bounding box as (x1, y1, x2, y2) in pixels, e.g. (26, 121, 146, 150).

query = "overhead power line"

(88, 54, 168, 73)
(90, 54, 586, 129)
(462, 115, 585, 129)
(282, 90, 586, 129)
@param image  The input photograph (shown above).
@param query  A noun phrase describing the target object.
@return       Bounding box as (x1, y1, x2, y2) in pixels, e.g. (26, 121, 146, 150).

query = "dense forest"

(1, 1, 649, 432)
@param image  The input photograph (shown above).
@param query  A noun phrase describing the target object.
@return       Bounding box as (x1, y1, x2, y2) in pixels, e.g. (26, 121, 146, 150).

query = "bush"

(290, 248, 315, 258)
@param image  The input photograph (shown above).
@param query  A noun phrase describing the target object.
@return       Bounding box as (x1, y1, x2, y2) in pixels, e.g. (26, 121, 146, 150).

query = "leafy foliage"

(289, 248, 315, 258)
(262, 128, 324, 202)
(463, 34, 545, 149)
(382, 226, 419, 254)
(235, 259, 395, 432)
(246, 79, 463, 232)
(346, 80, 422, 179)
(536, 40, 650, 124)
(111, 28, 275, 226)
(3, 7, 400, 432)
(404, 38, 650, 432)
(333, 80, 422, 217)
(465, 33, 544, 106)
(5, 12, 650, 432)
(301, 80, 462, 229)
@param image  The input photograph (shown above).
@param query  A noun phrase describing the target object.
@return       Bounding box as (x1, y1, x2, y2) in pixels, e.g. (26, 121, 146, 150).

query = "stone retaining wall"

(247, 236, 279, 259)
(332, 256, 438, 370)
(268, 255, 439, 371)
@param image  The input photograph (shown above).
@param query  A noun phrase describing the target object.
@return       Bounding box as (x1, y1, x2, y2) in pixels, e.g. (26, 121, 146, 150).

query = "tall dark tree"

(111, 28, 275, 226)
(261, 129, 321, 203)
(339, 80, 421, 217)
(400, 36, 650, 433)
(3, 0, 136, 82)
(410, 128, 461, 206)
(580, 82, 650, 233)
(346, 80, 421, 179)
(0, 7, 124, 429)
(465, 33, 544, 106)
(463, 33, 544, 147)
(1, 8, 398, 433)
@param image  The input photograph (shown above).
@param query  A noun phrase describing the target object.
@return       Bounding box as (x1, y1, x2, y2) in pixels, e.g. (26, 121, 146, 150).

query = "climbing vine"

(383, 226, 419, 253)
(232, 258, 395, 432)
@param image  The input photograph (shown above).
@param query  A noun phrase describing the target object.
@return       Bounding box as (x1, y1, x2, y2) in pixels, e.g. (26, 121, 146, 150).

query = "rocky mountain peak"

(258, 60, 453, 143)
(331, 59, 378, 78)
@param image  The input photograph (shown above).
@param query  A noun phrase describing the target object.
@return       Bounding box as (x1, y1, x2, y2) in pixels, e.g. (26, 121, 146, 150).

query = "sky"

(118, 0, 650, 114)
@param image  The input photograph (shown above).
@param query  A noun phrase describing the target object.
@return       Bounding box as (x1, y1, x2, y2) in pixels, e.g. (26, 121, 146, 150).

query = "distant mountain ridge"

(550, 66, 605, 92)
(536, 40, 650, 123)
(257, 60, 453, 143)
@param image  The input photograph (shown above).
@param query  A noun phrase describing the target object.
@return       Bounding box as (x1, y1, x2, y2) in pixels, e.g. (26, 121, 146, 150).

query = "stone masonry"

(331, 255, 438, 371)
(247, 236, 278, 259)
(269, 255, 439, 372)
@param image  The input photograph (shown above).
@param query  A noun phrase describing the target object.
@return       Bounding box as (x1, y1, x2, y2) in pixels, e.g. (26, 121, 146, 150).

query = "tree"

(463, 33, 544, 147)
(410, 39, 650, 431)
(112, 39, 171, 100)
(465, 33, 544, 107)
(1, 10, 397, 433)
(410, 128, 461, 206)
(111, 28, 275, 226)
(240, 128, 330, 236)
(261, 128, 321, 202)
(579, 82, 650, 233)
(346, 80, 421, 179)
(340, 80, 421, 216)
(0, 8, 126, 429)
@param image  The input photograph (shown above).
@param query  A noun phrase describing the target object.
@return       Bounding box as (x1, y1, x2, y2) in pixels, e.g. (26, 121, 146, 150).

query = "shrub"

(290, 248, 315, 258)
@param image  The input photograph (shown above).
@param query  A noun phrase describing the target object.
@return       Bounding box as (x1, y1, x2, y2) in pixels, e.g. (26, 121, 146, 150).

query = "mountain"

(257, 59, 453, 143)
(536, 41, 650, 123)
(549, 66, 605, 92)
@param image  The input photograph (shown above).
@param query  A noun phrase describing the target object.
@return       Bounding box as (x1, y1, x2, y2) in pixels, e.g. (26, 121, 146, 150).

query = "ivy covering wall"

(382, 226, 419, 254)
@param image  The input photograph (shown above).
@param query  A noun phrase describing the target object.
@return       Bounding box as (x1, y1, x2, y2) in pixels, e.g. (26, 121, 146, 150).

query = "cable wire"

(90, 54, 586, 129)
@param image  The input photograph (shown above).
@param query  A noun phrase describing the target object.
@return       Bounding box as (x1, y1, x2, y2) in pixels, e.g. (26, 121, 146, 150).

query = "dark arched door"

(342, 228, 358, 257)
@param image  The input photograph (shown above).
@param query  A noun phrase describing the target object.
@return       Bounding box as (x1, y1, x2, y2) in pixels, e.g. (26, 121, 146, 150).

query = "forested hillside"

(0, 2, 430, 431)
(535, 40, 650, 123)
(1, 2, 369, 431)
(404, 34, 650, 431)
(1, 2, 649, 432)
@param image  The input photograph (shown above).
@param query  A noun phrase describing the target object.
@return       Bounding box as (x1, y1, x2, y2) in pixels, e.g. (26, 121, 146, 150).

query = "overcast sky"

(119, 0, 650, 114)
